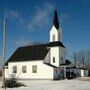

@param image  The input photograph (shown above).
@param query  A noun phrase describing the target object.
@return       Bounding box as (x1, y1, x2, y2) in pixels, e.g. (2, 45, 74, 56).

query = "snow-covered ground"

(0, 78, 90, 90)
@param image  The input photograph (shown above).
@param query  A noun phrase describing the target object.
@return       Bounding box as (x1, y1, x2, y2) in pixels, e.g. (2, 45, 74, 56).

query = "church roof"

(5, 41, 65, 65)
(44, 63, 58, 68)
(53, 10, 59, 30)
(60, 59, 76, 68)
(60, 59, 72, 66)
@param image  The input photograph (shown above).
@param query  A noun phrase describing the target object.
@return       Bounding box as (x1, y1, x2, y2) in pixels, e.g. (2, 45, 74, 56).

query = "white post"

(64, 67, 66, 78)
(2, 19, 6, 90)
(70, 67, 71, 77)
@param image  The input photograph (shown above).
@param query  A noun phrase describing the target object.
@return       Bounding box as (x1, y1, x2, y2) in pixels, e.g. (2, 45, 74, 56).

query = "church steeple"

(53, 10, 59, 30)
(50, 10, 65, 67)
(50, 10, 62, 42)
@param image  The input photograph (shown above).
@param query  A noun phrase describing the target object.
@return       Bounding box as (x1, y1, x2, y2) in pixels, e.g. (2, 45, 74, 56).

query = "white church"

(5, 10, 88, 80)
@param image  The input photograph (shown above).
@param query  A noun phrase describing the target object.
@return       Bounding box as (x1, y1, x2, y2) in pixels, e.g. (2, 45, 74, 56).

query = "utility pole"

(2, 19, 6, 90)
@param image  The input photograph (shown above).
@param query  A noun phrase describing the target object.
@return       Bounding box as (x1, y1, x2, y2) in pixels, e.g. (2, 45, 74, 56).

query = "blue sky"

(0, 0, 90, 64)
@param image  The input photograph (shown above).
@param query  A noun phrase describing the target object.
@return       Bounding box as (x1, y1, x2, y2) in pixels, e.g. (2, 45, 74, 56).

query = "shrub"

(3, 77, 26, 88)
(0, 70, 2, 77)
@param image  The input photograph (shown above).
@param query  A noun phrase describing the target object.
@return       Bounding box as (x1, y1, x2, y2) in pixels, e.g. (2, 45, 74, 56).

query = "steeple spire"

(53, 10, 59, 30)
(50, 10, 62, 42)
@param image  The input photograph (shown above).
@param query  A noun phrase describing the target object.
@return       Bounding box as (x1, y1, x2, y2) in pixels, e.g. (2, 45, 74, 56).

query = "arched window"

(53, 57, 55, 63)
(52, 34, 55, 41)
(61, 57, 63, 60)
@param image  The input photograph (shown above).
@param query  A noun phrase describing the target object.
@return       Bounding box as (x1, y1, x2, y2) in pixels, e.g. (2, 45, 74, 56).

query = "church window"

(53, 57, 55, 63)
(55, 69, 57, 73)
(32, 65, 37, 73)
(61, 57, 63, 60)
(22, 66, 27, 73)
(13, 66, 17, 73)
(52, 34, 55, 41)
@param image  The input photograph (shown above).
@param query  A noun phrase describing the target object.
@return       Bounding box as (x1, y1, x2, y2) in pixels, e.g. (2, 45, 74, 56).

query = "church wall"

(50, 46, 65, 67)
(53, 67, 64, 79)
(5, 60, 54, 79)
(73, 69, 88, 77)
(50, 47, 59, 67)
(43, 51, 50, 64)
(5, 68, 9, 78)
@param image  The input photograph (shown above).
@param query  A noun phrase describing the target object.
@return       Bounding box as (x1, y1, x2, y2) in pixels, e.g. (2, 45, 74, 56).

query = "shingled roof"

(5, 41, 65, 65)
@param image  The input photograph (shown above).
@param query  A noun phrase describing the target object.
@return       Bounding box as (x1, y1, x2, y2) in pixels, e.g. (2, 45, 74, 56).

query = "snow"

(0, 79, 90, 90)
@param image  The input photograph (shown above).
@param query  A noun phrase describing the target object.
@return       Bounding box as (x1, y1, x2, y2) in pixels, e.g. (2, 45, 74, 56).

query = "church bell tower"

(50, 10, 65, 67)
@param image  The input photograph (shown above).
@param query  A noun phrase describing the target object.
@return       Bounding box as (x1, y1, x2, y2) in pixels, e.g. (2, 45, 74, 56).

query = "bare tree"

(72, 50, 90, 69)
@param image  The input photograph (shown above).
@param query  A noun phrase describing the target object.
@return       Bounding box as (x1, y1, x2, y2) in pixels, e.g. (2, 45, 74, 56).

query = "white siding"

(81, 69, 88, 77)
(5, 61, 54, 79)
(5, 68, 9, 78)
(73, 69, 88, 77)
(50, 47, 59, 67)
(43, 51, 50, 64)
(50, 47, 65, 67)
